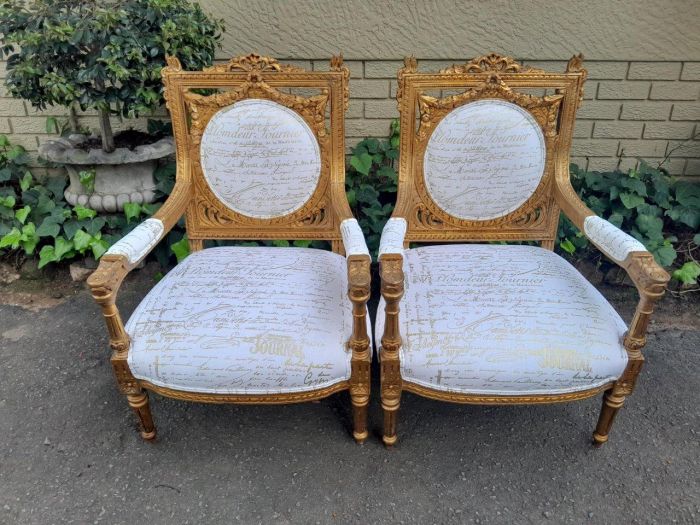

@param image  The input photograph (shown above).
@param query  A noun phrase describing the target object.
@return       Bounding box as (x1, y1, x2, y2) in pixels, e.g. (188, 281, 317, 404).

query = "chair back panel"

(423, 99, 546, 221)
(200, 99, 322, 219)
(394, 54, 587, 244)
(161, 54, 351, 243)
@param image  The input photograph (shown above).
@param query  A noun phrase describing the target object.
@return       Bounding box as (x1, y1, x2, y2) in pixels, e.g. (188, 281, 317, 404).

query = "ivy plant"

(346, 119, 400, 255)
(558, 162, 700, 277)
(0, 0, 223, 152)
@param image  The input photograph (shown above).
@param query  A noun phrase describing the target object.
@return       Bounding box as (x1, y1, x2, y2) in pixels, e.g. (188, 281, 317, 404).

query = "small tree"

(0, 0, 223, 152)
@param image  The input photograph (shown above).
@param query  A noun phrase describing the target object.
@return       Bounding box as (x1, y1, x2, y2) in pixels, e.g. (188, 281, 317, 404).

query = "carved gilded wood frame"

(88, 55, 372, 443)
(379, 54, 669, 447)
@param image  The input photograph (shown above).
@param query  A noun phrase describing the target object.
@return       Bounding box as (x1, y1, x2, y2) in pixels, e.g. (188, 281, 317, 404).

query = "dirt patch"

(77, 129, 165, 151)
(0, 265, 83, 312)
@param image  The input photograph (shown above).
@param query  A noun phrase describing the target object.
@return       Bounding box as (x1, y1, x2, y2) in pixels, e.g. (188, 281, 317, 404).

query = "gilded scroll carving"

(440, 53, 545, 75)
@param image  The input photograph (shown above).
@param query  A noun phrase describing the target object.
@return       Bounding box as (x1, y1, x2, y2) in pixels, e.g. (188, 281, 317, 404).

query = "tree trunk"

(98, 106, 115, 153)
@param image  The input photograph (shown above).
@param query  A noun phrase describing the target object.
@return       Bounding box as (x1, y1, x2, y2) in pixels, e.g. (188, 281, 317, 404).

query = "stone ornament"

(104, 218, 164, 265)
(200, 99, 322, 219)
(584, 215, 647, 263)
(424, 100, 546, 221)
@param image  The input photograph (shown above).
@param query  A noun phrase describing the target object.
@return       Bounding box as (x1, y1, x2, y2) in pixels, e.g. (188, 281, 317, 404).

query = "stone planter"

(39, 134, 174, 213)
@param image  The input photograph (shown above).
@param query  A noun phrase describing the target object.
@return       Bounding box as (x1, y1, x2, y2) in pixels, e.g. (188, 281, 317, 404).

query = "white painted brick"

(620, 102, 672, 120)
(585, 62, 628, 80)
(587, 157, 622, 172)
(627, 62, 681, 80)
(681, 63, 700, 81)
(573, 120, 593, 138)
(345, 119, 394, 137)
(618, 140, 668, 157)
(570, 157, 589, 171)
(665, 140, 700, 157)
(597, 82, 650, 100)
(350, 79, 390, 99)
(684, 158, 700, 175)
(364, 61, 402, 78)
(576, 101, 620, 120)
(10, 117, 56, 134)
(346, 100, 363, 119)
(364, 100, 398, 119)
(643, 122, 696, 140)
(7, 134, 39, 151)
(571, 139, 619, 157)
(649, 81, 699, 100)
(0, 98, 27, 117)
(312, 60, 363, 78)
(670, 103, 700, 121)
(0, 118, 9, 134)
(593, 121, 643, 139)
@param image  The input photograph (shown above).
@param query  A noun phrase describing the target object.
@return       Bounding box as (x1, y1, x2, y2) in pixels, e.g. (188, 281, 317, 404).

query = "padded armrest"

(583, 216, 647, 263)
(378, 217, 407, 257)
(104, 218, 165, 267)
(340, 218, 370, 258)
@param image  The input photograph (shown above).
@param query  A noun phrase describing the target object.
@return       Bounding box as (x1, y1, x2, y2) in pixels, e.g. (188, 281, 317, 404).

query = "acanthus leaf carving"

(440, 53, 544, 74)
(204, 53, 304, 74)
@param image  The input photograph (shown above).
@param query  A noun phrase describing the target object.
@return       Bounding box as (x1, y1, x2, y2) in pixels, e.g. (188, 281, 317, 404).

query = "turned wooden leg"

(127, 390, 156, 441)
(351, 400, 369, 444)
(382, 402, 399, 447)
(592, 388, 625, 447)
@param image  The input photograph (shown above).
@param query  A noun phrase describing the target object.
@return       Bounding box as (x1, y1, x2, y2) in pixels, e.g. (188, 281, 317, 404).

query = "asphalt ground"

(1, 266, 698, 524)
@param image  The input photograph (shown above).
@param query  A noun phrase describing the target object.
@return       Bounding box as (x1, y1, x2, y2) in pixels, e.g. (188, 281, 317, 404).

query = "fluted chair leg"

(592, 388, 625, 447)
(382, 402, 399, 447)
(127, 390, 157, 441)
(351, 400, 369, 444)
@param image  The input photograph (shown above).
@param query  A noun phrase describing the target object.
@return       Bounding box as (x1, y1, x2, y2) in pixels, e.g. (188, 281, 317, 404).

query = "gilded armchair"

(376, 54, 669, 447)
(87, 55, 372, 443)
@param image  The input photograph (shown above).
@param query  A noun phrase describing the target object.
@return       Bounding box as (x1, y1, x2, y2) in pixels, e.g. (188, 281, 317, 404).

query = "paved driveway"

(1, 268, 698, 524)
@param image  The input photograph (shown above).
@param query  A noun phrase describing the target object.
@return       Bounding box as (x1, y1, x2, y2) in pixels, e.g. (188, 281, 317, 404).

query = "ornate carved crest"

(330, 54, 351, 110)
(204, 53, 305, 74)
(565, 53, 587, 107)
(440, 53, 545, 74)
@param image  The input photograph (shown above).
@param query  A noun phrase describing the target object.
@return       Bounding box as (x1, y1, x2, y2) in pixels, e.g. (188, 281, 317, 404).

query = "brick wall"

(1, 58, 699, 177)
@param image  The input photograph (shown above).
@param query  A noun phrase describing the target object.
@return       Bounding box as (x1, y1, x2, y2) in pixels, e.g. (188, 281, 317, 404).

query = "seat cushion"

(375, 244, 628, 396)
(126, 247, 368, 395)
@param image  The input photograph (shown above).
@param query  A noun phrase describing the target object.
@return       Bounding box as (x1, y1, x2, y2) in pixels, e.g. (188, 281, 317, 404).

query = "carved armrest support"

(347, 255, 371, 404)
(87, 181, 191, 355)
(379, 254, 405, 353)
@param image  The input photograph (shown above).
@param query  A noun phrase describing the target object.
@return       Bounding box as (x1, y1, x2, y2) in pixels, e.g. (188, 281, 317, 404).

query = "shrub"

(0, 0, 223, 152)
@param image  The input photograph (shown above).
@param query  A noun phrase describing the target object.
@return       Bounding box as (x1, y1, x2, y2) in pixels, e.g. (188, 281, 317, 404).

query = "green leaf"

(674, 181, 700, 208)
(90, 238, 110, 259)
(271, 240, 290, 247)
(15, 205, 31, 224)
(170, 236, 190, 263)
(694, 233, 700, 246)
(123, 202, 141, 223)
(0, 227, 22, 250)
(46, 116, 59, 134)
(74, 205, 97, 220)
(350, 153, 373, 176)
(635, 214, 664, 242)
(651, 242, 677, 267)
(38, 245, 57, 269)
(85, 216, 106, 236)
(19, 172, 33, 191)
(45, 176, 67, 199)
(54, 236, 73, 259)
(19, 223, 38, 254)
(293, 240, 312, 248)
(559, 238, 576, 254)
(36, 217, 61, 238)
(78, 169, 95, 193)
(672, 261, 700, 285)
(620, 192, 645, 209)
(0, 195, 16, 209)
(73, 229, 93, 252)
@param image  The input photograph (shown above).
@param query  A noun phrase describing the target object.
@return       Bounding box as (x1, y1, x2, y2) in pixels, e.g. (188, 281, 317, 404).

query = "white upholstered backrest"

(200, 99, 322, 219)
(423, 99, 546, 221)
